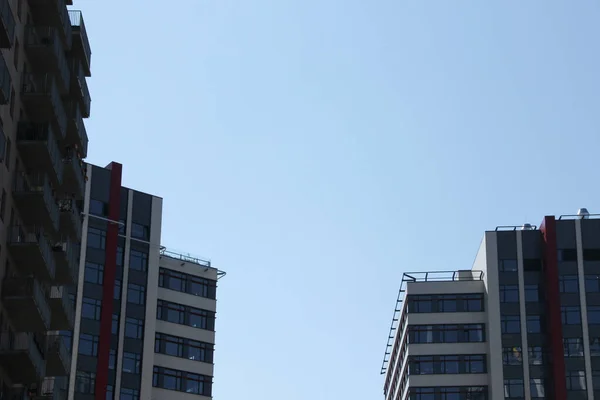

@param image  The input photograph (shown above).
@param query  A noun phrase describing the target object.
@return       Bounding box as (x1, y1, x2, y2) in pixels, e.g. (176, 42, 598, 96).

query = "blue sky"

(77, 0, 600, 398)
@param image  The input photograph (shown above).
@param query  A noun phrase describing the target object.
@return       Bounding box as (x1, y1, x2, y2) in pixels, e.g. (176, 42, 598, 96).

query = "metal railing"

(63, 151, 85, 195)
(69, 59, 90, 117)
(40, 377, 68, 400)
(21, 73, 67, 137)
(0, 332, 45, 375)
(2, 277, 52, 329)
(58, 197, 82, 239)
(0, 50, 10, 104)
(160, 246, 212, 268)
(13, 173, 60, 231)
(46, 333, 71, 372)
(0, 0, 14, 47)
(6, 225, 57, 279)
(68, 11, 91, 71)
(25, 26, 70, 90)
(17, 122, 65, 183)
(48, 286, 74, 328)
(51, 239, 79, 284)
(402, 270, 484, 283)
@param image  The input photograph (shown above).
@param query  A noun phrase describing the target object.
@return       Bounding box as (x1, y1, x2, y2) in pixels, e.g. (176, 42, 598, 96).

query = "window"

(501, 315, 520, 334)
(500, 259, 518, 272)
(157, 300, 185, 324)
(84, 262, 104, 284)
(153, 367, 212, 397)
(408, 295, 433, 313)
(87, 227, 106, 249)
(530, 379, 545, 398)
(122, 352, 141, 374)
(410, 356, 434, 374)
(437, 295, 457, 312)
(131, 223, 149, 240)
(463, 294, 484, 312)
(463, 324, 485, 342)
(590, 337, 600, 356)
(527, 315, 541, 333)
(583, 249, 600, 261)
(559, 274, 579, 293)
(89, 199, 107, 216)
(499, 285, 519, 303)
(189, 307, 214, 330)
(566, 370, 586, 391)
(116, 247, 124, 266)
(75, 371, 96, 394)
(187, 339, 213, 363)
(558, 249, 577, 261)
(82, 297, 102, 320)
(524, 284, 539, 302)
(111, 314, 119, 335)
(504, 379, 524, 398)
(585, 275, 600, 293)
(127, 283, 145, 305)
(588, 306, 600, 325)
(408, 324, 485, 344)
(109, 349, 116, 369)
(0, 190, 5, 222)
(561, 306, 581, 325)
(593, 371, 600, 391)
(155, 333, 214, 363)
(528, 346, 544, 365)
(503, 347, 522, 365)
(114, 280, 122, 300)
(564, 338, 584, 357)
(129, 250, 148, 271)
(120, 388, 139, 400)
(465, 355, 486, 373)
(523, 258, 542, 271)
(106, 385, 114, 400)
(125, 317, 143, 339)
(410, 388, 435, 400)
(78, 333, 99, 356)
(440, 355, 460, 374)
(159, 268, 186, 292)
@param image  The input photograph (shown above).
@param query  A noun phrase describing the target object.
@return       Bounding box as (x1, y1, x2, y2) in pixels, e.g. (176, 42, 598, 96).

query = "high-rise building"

(68, 162, 222, 400)
(381, 209, 600, 400)
(0, 0, 90, 398)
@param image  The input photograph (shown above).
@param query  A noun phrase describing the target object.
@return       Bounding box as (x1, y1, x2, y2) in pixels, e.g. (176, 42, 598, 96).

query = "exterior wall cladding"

(66, 163, 220, 400)
(382, 212, 600, 400)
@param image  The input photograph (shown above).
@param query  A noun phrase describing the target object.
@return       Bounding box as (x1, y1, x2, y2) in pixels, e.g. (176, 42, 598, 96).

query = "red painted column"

(95, 162, 122, 400)
(540, 216, 567, 399)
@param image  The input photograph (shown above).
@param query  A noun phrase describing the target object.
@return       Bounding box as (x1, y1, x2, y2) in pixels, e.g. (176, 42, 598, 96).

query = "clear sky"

(76, 0, 600, 398)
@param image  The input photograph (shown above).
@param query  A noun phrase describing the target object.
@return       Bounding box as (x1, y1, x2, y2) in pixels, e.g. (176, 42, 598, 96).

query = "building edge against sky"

(381, 208, 600, 400)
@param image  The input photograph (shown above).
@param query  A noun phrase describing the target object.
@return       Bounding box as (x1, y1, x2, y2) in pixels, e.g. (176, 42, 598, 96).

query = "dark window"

(410, 356, 434, 374)
(463, 294, 484, 312)
(559, 274, 579, 293)
(408, 324, 485, 344)
(131, 223, 149, 240)
(408, 295, 433, 313)
(188, 307, 214, 330)
(111, 314, 119, 335)
(590, 337, 600, 356)
(564, 338, 584, 357)
(189, 275, 217, 299)
(89, 199, 107, 216)
(127, 283, 145, 305)
(583, 249, 600, 261)
(0, 190, 5, 222)
(558, 249, 577, 262)
(120, 388, 139, 400)
(465, 355, 486, 373)
(526, 315, 541, 333)
(84, 262, 104, 284)
(523, 258, 542, 271)
(152, 367, 212, 397)
(106, 385, 114, 400)
(593, 371, 600, 391)
(504, 379, 524, 398)
(156, 300, 216, 331)
(501, 315, 520, 334)
(155, 333, 214, 363)
(437, 295, 457, 312)
(565, 370, 586, 391)
(585, 275, 600, 293)
(129, 250, 148, 271)
(114, 280, 122, 300)
(116, 247, 124, 266)
(109, 349, 116, 369)
(125, 317, 143, 339)
(440, 355, 460, 374)
(503, 347, 522, 365)
(524, 284, 539, 302)
(79, 334, 99, 356)
(500, 259, 518, 272)
(410, 387, 435, 400)
(82, 298, 102, 320)
(588, 306, 600, 324)
(561, 306, 581, 325)
(75, 371, 96, 394)
(528, 346, 544, 365)
(499, 285, 519, 303)
(122, 352, 141, 374)
(159, 268, 186, 292)
(530, 379, 545, 398)
(87, 227, 106, 249)
(157, 300, 185, 324)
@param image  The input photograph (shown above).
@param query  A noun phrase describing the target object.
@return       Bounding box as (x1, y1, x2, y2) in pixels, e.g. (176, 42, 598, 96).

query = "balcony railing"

(24, 26, 71, 93)
(0, 50, 10, 104)
(6, 225, 57, 281)
(69, 59, 90, 118)
(52, 239, 79, 285)
(12, 173, 60, 234)
(0, 332, 45, 383)
(2, 276, 52, 331)
(64, 100, 88, 158)
(16, 122, 65, 186)
(47, 286, 74, 330)
(62, 151, 85, 199)
(45, 334, 70, 376)
(39, 377, 68, 400)
(28, 0, 71, 49)
(0, 0, 15, 48)
(21, 73, 68, 138)
(68, 11, 90, 76)
(58, 197, 82, 242)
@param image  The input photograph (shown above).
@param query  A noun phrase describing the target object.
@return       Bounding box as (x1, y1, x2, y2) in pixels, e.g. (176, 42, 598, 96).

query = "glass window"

(116, 247, 124, 266)
(528, 346, 543, 365)
(590, 337, 600, 356)
(114, 279, 122, 300)
(523, 258, 542, 271)
(127, 283, 146, 305)
(559, 274, 579, 293)
(129, 250, 148, 271)
(111, 314, 119, 335)
(524, 284, 539, 302)
(82, 297, 102, 320)
(500, 285, 519, 303)
(109, 349, 116, 369)
(125, 317, 143, 339)
(87, 227, 106, 249)
(588, 306, 600, 325)
(564, 338, 584, 357)
(527, 315, 541, 333)
(157, 300, 185, 325)
(585, 275, 600, 293)
(584, 249, 600, 261)
(440, 355, 460, 374)
(84, 262, 104, 285)
(120, 388, 139, 400)
(530, 379, 545, 398)
(593, 371, 600, 391)
(501, 315, 520, 334)
(465, 355, 485, 373)
(75, 371, 96, 394)
(463, 324, 485, 342)
(463, 294, 484, 312)
(504, 379, 524, 398)
(189, 308, 214, 330)
(159, 268, 186, 292)
(566, 370, 587, 390)
(131, 223, 149, 240)
(561, 306, 581, 325)
(122, 352, 141, 374)
(503, 347, 522, 365)
(558, 249, 577, 262)
(438, 295, 457, 312)
(187, 339, 213, 363)
(106, 385, 114, 400)
(412, 388, 435, 400)
(189, 276, 217, 299)
(78, 333, 99, 356)
(89, 199, 107, 216)
(408, 295, 433, 313)
(411, 356, 434, 374)
(500, 259, 518, 272)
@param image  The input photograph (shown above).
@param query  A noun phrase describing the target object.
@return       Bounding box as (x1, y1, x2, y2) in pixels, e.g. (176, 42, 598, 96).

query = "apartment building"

(382, 209, 600, 400)
(0, 0, 90, 398)
(68, 162, 221, 400)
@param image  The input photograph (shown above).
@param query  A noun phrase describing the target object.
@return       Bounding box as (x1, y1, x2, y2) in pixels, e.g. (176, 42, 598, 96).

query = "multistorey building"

(381, 209, 600, 400)
(67, 162, 221, 400)
(0, 0, 90, 398)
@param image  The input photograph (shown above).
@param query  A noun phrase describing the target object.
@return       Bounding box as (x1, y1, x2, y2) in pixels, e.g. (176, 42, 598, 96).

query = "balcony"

(47, 286, 74, 330)
(68, 59, 90, 118)
(64, 100, 88, 158)
(52, 239, 78, 285)
(0, 0, 14, 48)
(16, 122, 64, 187)
(28, 0, 71, 49)
(6, 225, 57, 281)
(45, 334, 70, 376)
(61, 151, 85, 200)
(12, 173, 59, 236)
(68, 11, 90, 76)
(58, 197, 82, 242)
(0, 333, 45, 383)
(21, 73, 68, 139)
(0, 50, 10, 104)
(36, 377, 68, 400)
(24, 26, 70, 94)
(1, 277, 51, 332)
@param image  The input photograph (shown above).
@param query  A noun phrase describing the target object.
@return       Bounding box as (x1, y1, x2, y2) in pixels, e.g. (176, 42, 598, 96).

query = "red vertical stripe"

(95, 162, 122, 400)
(540, 216, 566, 399)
